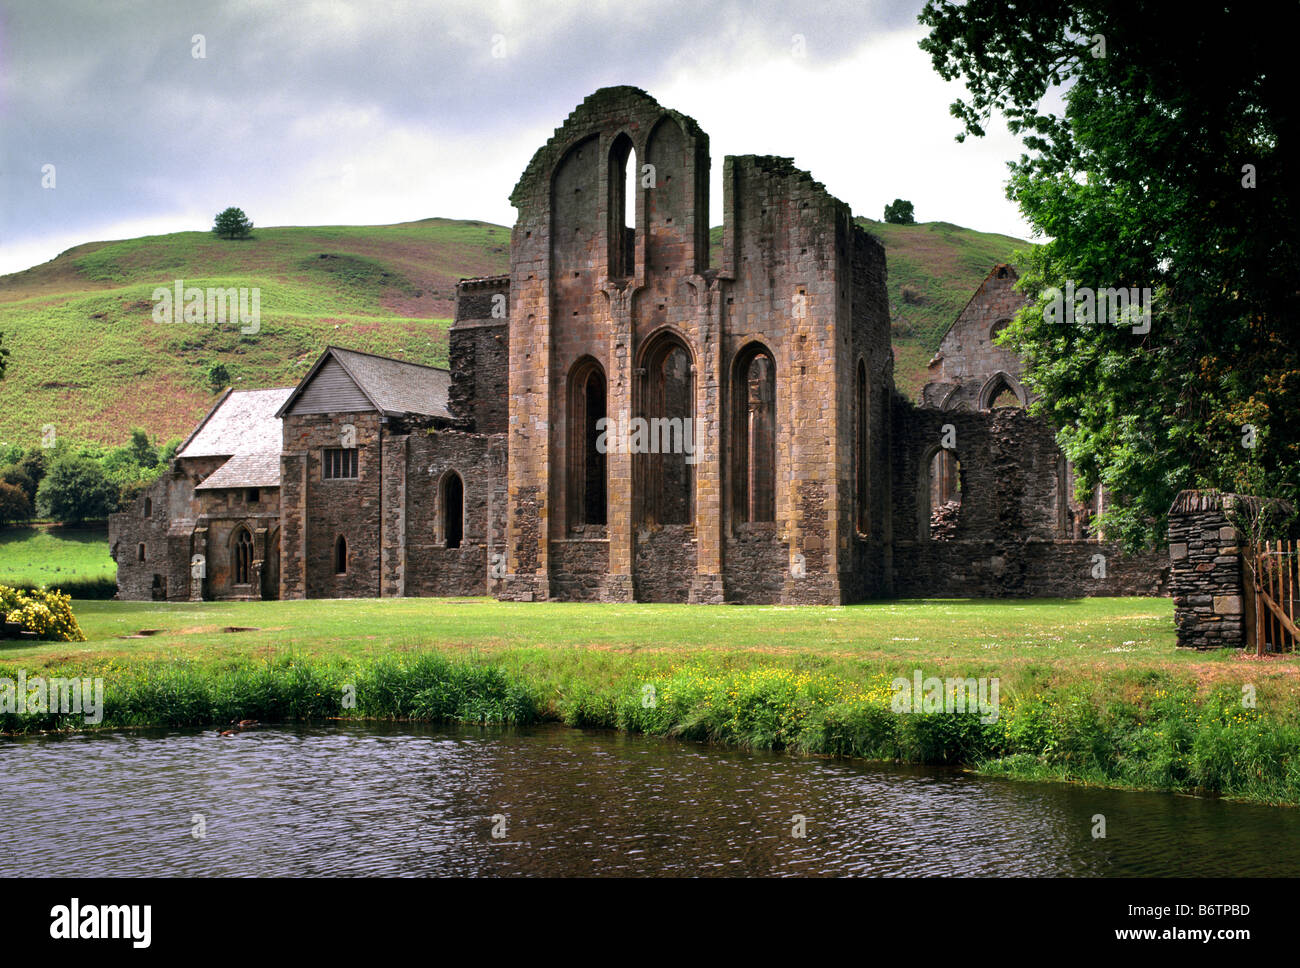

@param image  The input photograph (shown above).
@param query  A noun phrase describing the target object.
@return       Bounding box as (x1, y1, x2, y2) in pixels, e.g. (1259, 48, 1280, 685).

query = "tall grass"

(5, 652, 1298, 805)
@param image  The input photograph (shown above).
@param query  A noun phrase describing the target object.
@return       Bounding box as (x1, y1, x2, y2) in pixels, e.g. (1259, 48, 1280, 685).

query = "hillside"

(0, 216, 1026, 448)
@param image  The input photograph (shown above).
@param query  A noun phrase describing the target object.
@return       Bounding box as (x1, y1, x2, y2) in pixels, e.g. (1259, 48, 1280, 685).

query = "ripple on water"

(2, 724, 1298, 877)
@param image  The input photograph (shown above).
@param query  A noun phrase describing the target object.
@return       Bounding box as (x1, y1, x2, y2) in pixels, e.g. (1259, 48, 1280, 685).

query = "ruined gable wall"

(924, 266, 1029, 409)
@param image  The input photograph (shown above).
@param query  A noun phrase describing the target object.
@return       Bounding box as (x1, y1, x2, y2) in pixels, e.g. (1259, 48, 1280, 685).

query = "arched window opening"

(143, 497, 152, 518)
(637, 334, 694, 527)
(927, 449, 962, 541)
(567, 359, 607, 528)
(442, 472, 464, 549)
(137, 543, 146, 562)
(979, 371, 1025, 411)
(990, 387, 1023, 409)
(855, 360, 870, 535)
(234, 527, 253, 584)
(609, 133, 636, 278)
(334, 535, 348, 575)
(732, 344, 775, 524)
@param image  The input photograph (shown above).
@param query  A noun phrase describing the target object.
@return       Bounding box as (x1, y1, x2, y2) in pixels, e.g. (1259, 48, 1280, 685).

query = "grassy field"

(0, 218, 510, 449)
(4, 596, 1298, 803)
(0, 524, 116, 594)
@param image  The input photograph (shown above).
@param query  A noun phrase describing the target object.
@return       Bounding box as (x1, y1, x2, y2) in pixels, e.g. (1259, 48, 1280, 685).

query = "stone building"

(110, 85, 1167, 605)
(110, 387, 290, 601)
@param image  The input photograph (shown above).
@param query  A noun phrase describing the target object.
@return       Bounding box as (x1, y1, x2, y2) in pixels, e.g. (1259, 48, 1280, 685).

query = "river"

(3, 723, 1297, 876)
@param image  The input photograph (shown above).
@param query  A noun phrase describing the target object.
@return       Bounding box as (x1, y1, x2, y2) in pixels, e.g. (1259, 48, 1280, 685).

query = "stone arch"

(730, 341, 776, 525)
(919, 443, 962, 541)
(635, 328, 695, 526)
(644, 114, 687, 272)
(567, 356, 607, 528)
(978, 370, 1027, 410)
(608, 132, 637, 278)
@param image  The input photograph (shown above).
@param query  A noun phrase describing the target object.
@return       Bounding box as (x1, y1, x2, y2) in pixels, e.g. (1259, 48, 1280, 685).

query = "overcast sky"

(0, 0, 1037, 276)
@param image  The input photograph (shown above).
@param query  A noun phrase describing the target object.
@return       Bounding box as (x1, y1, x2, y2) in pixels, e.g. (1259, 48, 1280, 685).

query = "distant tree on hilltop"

(213, 207, 254, 240)
(884, 199, 916, 224)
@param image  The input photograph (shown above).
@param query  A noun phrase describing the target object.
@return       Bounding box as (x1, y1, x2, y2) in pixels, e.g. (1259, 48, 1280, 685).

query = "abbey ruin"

(109, 86, 1169, 606)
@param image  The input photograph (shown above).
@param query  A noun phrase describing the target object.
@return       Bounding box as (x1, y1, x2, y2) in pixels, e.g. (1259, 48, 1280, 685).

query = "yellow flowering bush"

(0, 585, 86, 642)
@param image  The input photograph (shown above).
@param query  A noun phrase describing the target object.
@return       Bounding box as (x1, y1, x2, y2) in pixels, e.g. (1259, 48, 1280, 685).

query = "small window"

(442, 472, 464, 549)
(234, 527, 253, 584)
(334, 535, 348, 574)
(143, 497, 153, 518)
(137, 543, 146, 562)
(247, 488, 260, 503)
(324, 448, 358, 479)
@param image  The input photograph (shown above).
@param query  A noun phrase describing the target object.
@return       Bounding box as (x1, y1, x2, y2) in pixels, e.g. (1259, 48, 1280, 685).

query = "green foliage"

(0, 330, 9, 380)
(206, 362, 231, 394)
(0, 585, 86, 641)
(0, 481, 32, 526)
(36, 455, 118, 524)
(920, 0, 1300, 549)
(883, 198, 916, 224)
(1, 464, 36, 504)
(212, 206, 254, 240)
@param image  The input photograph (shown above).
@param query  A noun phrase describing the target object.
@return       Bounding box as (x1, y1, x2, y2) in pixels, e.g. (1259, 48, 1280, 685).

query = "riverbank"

(3, 597, 1298, 805)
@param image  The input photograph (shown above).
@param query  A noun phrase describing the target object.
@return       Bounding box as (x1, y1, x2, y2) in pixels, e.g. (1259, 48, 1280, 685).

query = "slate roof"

(276, 346, 451, 419)
(195, 452, 283, 491)
(177, 387, 294, 458)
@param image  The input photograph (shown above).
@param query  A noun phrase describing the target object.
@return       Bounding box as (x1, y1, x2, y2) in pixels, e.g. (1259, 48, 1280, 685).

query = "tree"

(0, 331, 9, 381)
(1, 465, 37, 505)
(207, 362, 231, 394)
(128, 428, 159, 469)
(0, 481, 31, 527)
(212, 206, 254, 240)
(883, 199, 916, 224)
(36, 455, 118, 524)
(919, 1, 1299, 550)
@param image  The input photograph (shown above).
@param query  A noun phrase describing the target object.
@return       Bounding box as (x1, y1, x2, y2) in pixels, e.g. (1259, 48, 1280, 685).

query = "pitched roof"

(177, 387, 294, 458)
(195, 452, 282, 490)
(275, 346, 451, 419)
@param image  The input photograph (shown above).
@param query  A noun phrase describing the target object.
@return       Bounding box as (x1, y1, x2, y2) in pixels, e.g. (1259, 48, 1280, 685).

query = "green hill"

(0, 216, 1026, 449)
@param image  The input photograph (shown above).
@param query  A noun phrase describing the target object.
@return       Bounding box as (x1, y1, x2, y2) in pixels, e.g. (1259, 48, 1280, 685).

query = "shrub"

(0, 481, 32, 526)
(36, 455, 118, 523)
(0, 585, 86, 641)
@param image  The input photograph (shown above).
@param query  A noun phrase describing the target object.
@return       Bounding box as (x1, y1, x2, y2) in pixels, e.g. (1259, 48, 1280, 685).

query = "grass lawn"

(0, 524, 116, 592)
(4, 595, 1292, 698)
(6, 596, 1299, 805)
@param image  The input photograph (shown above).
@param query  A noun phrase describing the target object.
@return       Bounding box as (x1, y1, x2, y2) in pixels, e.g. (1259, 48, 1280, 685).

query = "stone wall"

(1168, 490, 1246, 648)
(450, 276, 509, 434)
(399, 430, 507, 598)
(280, 411, 383, 598)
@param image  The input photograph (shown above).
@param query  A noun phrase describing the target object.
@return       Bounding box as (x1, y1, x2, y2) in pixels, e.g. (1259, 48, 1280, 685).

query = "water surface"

(2, 723, 1296, 876)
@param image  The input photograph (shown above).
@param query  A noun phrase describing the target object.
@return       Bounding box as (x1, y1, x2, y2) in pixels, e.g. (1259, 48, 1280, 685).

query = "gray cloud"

(1, 0, 963, 270)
